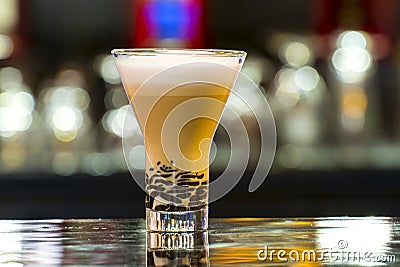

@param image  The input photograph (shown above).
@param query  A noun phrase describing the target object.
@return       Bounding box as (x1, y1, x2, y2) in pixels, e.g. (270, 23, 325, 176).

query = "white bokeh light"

(294, 66, 320, 92)
(338, 30, 367, 49)
(0, 89, 35, 137)
(332, 47, 371, 73)
(332, 31, 373, 83)
(128, 145, 145, 170)
(83, 152, 113, 176)
(102, 104, 140, 138)
(282, 42, 312, 67)
(94, 54, 121, 84)
(0, 33, 13, 60)
(0, 67, 23, 91)
(52, 106, 83, 132)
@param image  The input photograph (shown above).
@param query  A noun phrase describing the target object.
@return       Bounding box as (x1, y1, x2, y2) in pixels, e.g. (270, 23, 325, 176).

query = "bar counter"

(0, 217, 399, 266)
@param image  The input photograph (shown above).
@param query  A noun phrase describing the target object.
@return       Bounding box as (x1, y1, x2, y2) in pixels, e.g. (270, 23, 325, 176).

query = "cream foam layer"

(113, 52, 246, 97)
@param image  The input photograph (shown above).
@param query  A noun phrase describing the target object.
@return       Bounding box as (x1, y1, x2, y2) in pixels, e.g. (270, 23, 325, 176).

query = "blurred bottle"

(312, 0, 397, 143)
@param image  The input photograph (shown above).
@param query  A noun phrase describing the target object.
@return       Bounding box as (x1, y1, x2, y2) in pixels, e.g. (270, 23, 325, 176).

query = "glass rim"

(111, 48, 247, 58)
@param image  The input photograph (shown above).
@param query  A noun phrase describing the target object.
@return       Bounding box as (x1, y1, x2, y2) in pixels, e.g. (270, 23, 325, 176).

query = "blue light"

(148, 0, 190, 39)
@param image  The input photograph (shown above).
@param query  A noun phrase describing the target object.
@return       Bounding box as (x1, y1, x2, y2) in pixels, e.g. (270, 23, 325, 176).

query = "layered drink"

(112, 49, 246, 231)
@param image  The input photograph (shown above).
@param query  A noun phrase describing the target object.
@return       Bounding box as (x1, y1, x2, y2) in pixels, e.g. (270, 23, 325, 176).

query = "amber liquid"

(127, 83, 230, 173)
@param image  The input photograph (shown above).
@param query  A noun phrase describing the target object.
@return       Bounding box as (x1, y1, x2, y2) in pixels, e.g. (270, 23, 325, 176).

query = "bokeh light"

(41, 70, 91, 143)
(0, 68, 35, 138)
(337, 30, 368, 49)
(82, 152, 113, 176)
(341, 113, 365, 134)
(52, 106, 83, 132)
(332, 47, 372, 83)
(340, 86, 368, 134)
(276, 67, 298, 94)
(102, 105, 140, 138)
(331, 31, 373, 83)
(0, 0, 19, 33)
(273, 67, 301, 109)
(0, 34, 13, 59)
(341, 87, 368, 119)
(241, 57, 264, 85)
(1, 142, 26, 168)
(281, 41, 312, 67)
(93, 54, 121, 84)
(0, 67, 23, 91)
(104, 87, 128, 110)
(44, 86, 90, 111)
(52, 152, 80, 176)
(127, 145, 145, 170)
(283, 106, 320, 145)
(273, 64, 324, 111)
(294, 66, 320, 92)
(56, 69, 86, 88)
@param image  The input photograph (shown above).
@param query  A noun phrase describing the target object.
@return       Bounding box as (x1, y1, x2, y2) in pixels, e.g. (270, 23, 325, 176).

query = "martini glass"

(112, 49, 246, 232)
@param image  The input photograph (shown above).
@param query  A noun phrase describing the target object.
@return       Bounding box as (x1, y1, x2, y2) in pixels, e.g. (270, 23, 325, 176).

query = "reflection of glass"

(147, 231, 209, 266)
(112, 49, 246, 231)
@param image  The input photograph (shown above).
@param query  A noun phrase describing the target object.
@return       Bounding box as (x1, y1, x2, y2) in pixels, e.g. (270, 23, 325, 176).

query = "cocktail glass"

(112, 49, 246, 232)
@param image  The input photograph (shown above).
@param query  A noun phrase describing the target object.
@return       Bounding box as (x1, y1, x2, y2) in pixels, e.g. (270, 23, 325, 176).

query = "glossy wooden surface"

(0, 217, 399, 266)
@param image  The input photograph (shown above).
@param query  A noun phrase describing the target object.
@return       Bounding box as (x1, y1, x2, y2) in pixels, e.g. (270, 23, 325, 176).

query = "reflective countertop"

(0, 217, 399, 266)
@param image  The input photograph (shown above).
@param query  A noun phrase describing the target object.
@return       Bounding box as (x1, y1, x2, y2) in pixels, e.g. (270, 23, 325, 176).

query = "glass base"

(147, 231, 208, 250)
(147, 231, 209, 266)
(146, 207, 208, 232)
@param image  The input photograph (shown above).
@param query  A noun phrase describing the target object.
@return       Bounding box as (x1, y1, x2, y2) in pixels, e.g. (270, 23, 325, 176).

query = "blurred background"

(1, 0, 400, 218)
